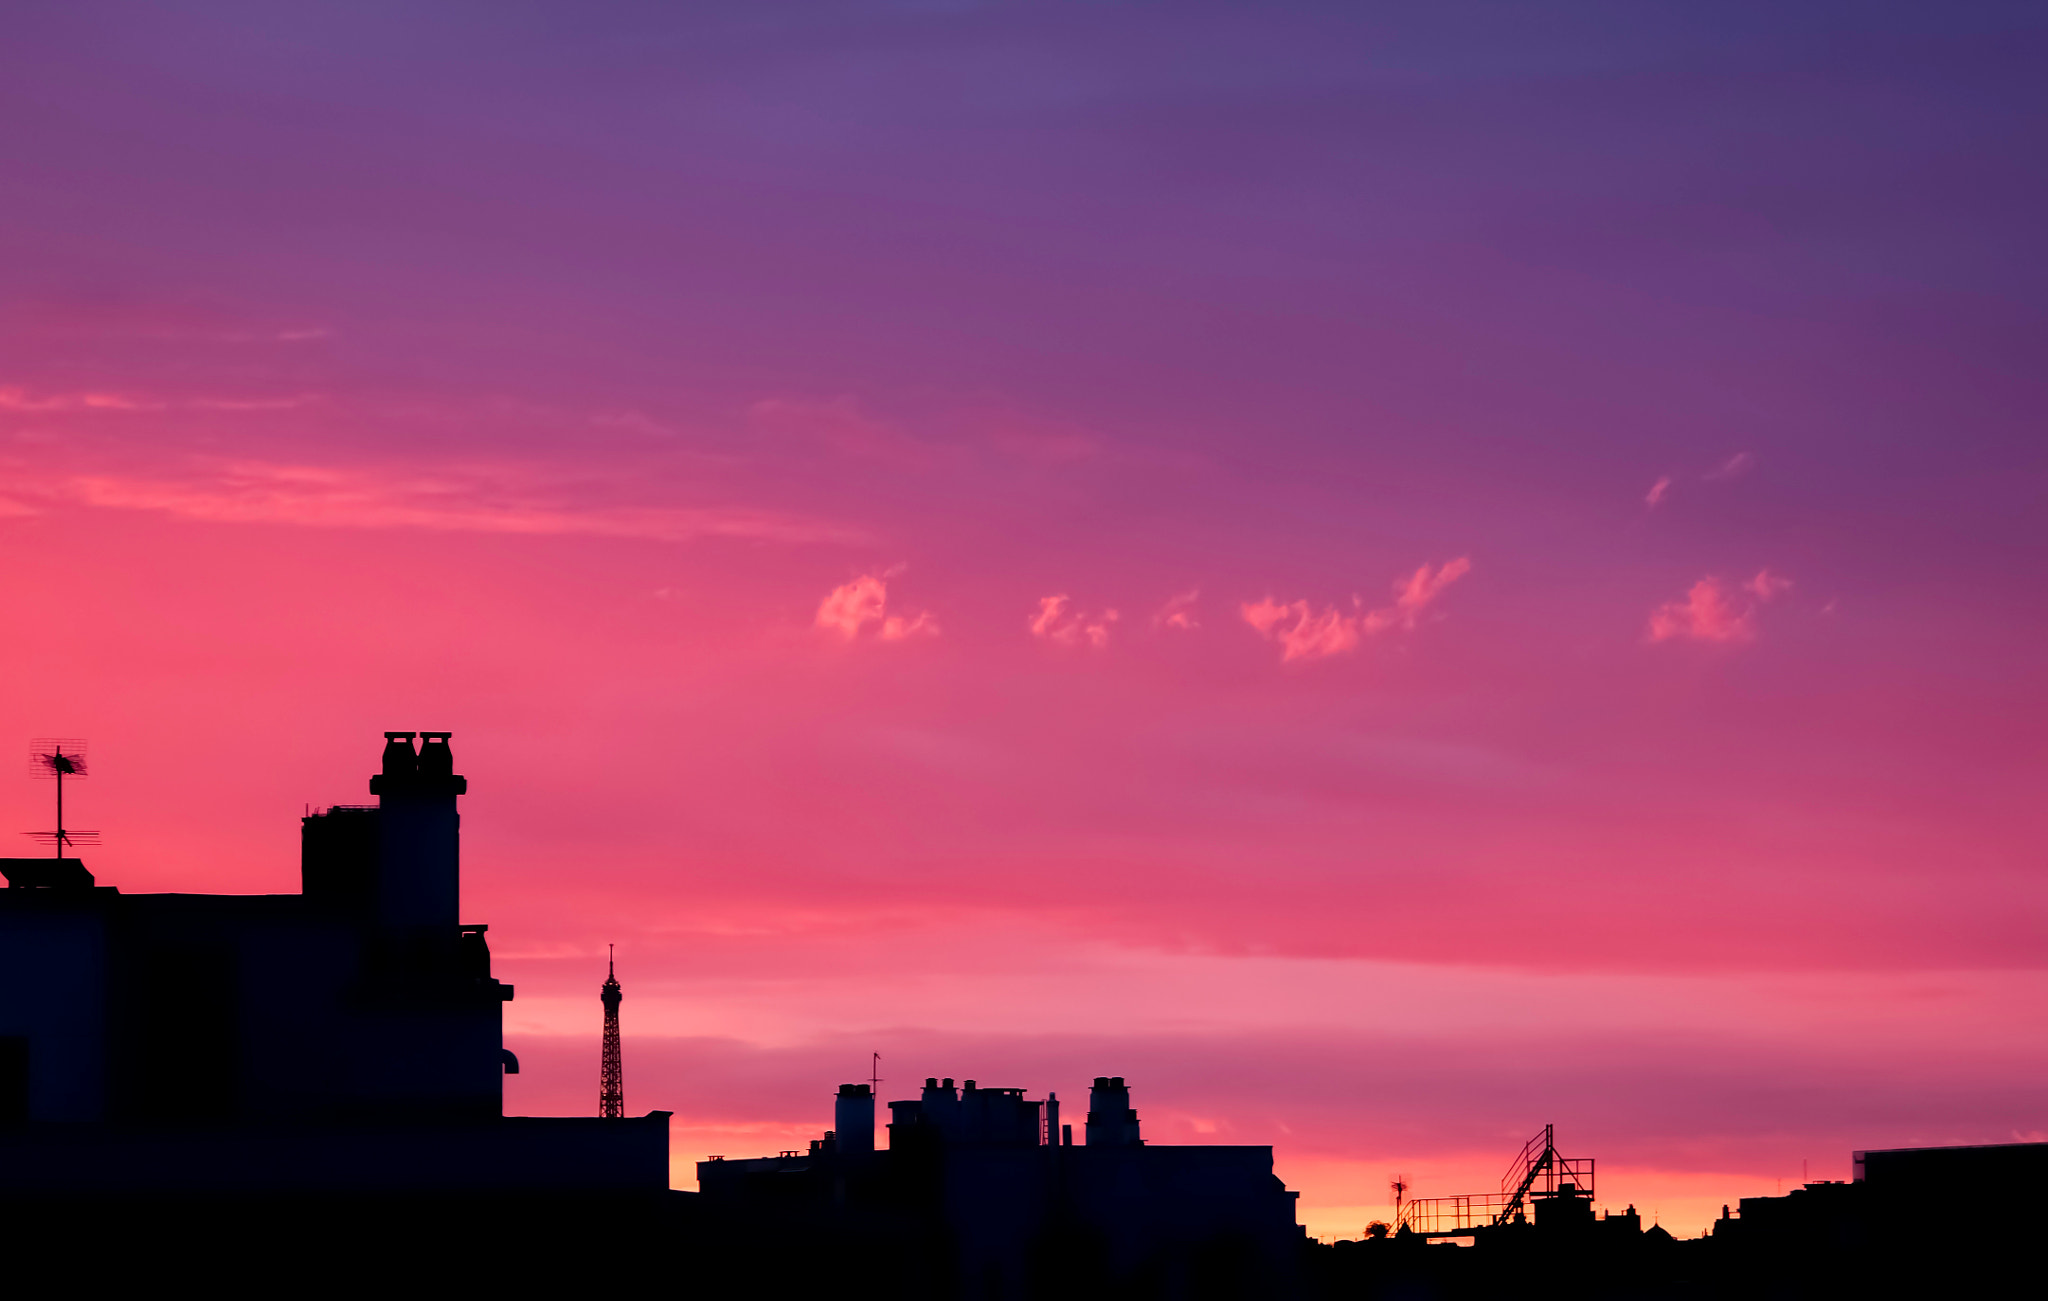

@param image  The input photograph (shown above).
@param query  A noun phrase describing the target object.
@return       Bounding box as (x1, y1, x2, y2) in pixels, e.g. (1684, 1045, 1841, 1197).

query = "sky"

(3, 1, 2046, 1238)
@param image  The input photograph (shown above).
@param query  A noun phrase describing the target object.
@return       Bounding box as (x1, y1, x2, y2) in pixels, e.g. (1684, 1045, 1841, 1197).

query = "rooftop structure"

(699, 1073, 1303, 1298)
(1397, 1124, 1603, 1237)
(0, 732, 668, 1194)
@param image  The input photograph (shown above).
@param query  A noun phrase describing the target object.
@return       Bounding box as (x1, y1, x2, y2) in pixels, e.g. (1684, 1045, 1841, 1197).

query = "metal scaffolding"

(1397, 1125, 1595, 1236)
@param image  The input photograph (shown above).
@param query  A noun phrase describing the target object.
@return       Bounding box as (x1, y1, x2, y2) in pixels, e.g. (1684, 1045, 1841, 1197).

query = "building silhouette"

(0, 732, 668, 1199)
(699, 1073, 1304, 1297)
(5, 730, 2040, 1298)
(1309, 1131, 2048, 1299)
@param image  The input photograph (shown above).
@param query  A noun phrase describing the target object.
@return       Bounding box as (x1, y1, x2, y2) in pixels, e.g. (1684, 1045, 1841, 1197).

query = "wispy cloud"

(0, 458, 860, 546)
(0, 385, 317, 413)
(1242, 559, 1472, 663)
(748, 396, 932, 468)
(1154, 590, 1200, 631)
(879, 611, 937, 640)
(1648, 569, 1790, 644)
(817, 570, 937, 642)
(1376, 558, 1472, 633)
(982, 412, 1101, 465)
(1242, 598, 1359, 660)
(1645, 476, 1672, 507)
(0, 386, 158, 412)
(1030, 594, 1118, 648)
(1744, 569, 1792, 601)
(1705, 451, 1756, 481)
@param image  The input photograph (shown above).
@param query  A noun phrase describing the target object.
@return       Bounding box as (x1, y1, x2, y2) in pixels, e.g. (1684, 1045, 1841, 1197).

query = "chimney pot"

(380, 732, 419, 777)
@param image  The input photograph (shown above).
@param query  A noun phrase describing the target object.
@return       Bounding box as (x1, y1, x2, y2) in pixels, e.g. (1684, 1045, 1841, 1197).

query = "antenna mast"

(25, 739, 96, 860)
(599, 944, 624, 1119)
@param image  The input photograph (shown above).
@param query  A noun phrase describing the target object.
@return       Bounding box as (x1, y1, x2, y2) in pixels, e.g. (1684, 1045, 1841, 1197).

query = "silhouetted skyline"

(1, 2, 2043, 1239)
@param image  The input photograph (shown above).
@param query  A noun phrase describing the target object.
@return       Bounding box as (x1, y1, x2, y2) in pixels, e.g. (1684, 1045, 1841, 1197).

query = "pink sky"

(3, 2, 2045, 1238)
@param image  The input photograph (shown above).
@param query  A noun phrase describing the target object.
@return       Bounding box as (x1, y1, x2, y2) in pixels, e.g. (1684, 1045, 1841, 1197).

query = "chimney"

(367, 731, 467, 933)
(1086, 1075, 1142, 1147)
(921, 1076, 962, 1142)
(835, 1084, 874, 1155)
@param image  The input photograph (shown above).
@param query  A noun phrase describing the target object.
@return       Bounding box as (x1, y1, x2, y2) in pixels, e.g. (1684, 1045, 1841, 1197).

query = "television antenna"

(869, 1052, 883, 1094)
(25, 739, 97, 860)
(1391, 1174, 1410, 1225)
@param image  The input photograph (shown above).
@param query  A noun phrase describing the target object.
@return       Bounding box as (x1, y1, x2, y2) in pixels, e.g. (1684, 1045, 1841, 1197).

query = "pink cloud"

(1705, 451, 1756, 481)
(1645, 476, 1672, 507)
(817, 574, 889, 639)
(1368, 558, 1474, 633)
(1154, 590, 1201, 631)
(1030, 594, 1118, 648)
(1648, 577, 1756, 643)
(1029, 594, 1070, 639)
(880, 611, 938, 641)
(1279, 604, 1362, 660)
(817, 571, 938, 642)
(1240, 596, 1293, 637)
(1649, 568, 1795, 644)
(1745, 569, 1793, 601)
(1243, 559, 1472, 662)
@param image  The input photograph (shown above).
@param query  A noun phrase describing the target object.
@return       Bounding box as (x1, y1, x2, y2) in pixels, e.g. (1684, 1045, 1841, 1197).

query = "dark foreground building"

(0, 733, 671, 1288)
(700, 1074, 1304, 1299)
(7, 732, 2035, 1297)
(0, 732, 1295, 1297)
(1308, 1135, 2048, 1299)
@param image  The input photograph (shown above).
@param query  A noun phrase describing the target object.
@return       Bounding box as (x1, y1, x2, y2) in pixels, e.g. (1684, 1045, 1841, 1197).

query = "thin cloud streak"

(1706, 451, 1756, 481)
(0, 384, 319, 413)
(0, 459, 861, 545)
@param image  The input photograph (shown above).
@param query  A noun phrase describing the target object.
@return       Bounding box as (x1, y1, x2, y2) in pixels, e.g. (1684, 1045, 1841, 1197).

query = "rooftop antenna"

(1391, 1174, 1410, 1226)
(870, 1052, 882, 1095)
(25, 739, 96, 860)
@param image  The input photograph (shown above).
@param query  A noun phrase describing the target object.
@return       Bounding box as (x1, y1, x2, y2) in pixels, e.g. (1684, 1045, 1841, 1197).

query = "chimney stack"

(1086, 1075, 1142, 1147)
(835, 1084, 875, 1155)
(368, 731, 467, 933)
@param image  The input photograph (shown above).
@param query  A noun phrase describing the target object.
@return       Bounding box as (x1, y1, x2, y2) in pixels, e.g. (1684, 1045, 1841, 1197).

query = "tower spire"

(599, 945, 624, 1119)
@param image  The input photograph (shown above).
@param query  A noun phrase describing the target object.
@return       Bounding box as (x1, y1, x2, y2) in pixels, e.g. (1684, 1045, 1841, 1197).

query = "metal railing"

(1397, 1193, 1511, 1235)
(1395, 1125, 1596, 1236)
